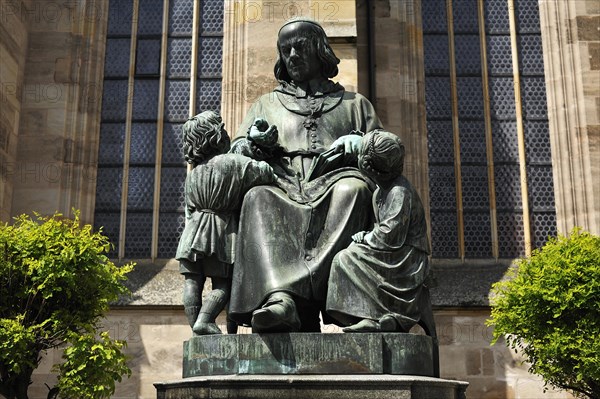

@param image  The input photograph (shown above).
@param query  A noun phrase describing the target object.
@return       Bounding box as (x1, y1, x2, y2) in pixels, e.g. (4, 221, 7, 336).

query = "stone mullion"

(507, 0, 532, 257)
(445, 0, 466, 260)
(118, 0, 140, 260)
(477, 0, 499, 259)
(151, 0, 171, 260)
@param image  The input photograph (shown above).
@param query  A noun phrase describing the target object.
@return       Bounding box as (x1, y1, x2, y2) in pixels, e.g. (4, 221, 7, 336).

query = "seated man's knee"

(332, 178, 371, 200)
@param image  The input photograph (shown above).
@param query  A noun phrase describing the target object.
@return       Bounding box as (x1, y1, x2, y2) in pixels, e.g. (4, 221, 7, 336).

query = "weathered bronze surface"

(175, 111, 276, 336)
(182, 333, 434, 377)
(177, 20, 438, 378)
(227, 18, 383, 332)
(326, 131, 433, 334)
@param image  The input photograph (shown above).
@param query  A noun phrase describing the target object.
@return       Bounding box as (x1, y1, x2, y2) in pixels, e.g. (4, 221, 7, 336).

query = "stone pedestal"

(156, 333, 467, 398)
(183, 333, 435, 377)
(154, 375, 468, 399)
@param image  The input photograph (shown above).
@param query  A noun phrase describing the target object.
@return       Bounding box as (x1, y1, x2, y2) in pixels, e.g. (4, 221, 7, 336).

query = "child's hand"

(352, 231, 368, 243)
(248, 119, 278, 148)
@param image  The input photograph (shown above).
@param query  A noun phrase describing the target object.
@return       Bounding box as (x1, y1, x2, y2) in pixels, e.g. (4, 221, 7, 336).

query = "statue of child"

(326, 130, 433, 333)
(176, 111, 277, 335)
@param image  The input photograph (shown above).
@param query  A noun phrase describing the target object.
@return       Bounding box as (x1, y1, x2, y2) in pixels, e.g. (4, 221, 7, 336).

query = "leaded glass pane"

(430, 212, 459, 258)
(464, 212, 492, 257)
(169, 0, 194, 36)
(201, 0, 224, 34)
(138, 0, 164, 36)
(165, 80, 191, 122)
(98, 123, 125, 165)
(429, 166, 457, 211)
(95, 167, 123, 211)
(198, 37, 223, 78)
(127, 167, 155, 211)
(130, 123, 157, 165)
(167, 38, 192, 78)
(136, 39, 161, 76)
(160, 167, 186, 212)
(132, 79, 160, 120)
(158, 213, 185, 258)
(125, 213, 153, 258)
(104, 39, 131, 78)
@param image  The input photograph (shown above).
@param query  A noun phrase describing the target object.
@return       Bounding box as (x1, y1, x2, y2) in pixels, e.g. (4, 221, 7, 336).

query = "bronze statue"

(176, 111, 277, 335)
(227, 18, 383, 333)
(326, 130, 433, 333)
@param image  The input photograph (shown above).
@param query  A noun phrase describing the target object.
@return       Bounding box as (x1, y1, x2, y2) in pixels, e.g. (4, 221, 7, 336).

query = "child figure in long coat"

(326, 130, 432, 332)
(176, 111, 276, 335)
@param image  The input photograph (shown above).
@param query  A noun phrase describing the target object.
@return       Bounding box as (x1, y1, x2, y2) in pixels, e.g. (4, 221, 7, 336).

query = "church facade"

(1, 0, 598, 397)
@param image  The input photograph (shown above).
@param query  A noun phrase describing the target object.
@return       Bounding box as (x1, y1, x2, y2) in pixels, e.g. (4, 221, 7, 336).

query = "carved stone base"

(154, 375, 468, 399)
(182, 333, 436, 377)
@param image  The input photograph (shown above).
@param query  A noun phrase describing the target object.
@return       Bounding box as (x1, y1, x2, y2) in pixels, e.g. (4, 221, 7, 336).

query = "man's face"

(278, 23, 323, 83)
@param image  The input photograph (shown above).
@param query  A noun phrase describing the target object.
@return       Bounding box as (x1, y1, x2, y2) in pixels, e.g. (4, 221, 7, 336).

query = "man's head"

(274, 18, 340, 84)
(183, 110, 230, 165)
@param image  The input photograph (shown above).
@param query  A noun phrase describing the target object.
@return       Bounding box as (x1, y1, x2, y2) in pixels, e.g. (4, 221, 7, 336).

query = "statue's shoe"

(379, 314, 402, 332)
(342, 319, 381, 332)
(343, 316, 402, 333)
(251, 299, 301, 333)
(192, 322, 223, 335)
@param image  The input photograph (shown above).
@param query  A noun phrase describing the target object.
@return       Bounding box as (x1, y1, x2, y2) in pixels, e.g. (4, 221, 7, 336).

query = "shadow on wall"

(434, 309, 574, 399)
(115, 259, 184, 307)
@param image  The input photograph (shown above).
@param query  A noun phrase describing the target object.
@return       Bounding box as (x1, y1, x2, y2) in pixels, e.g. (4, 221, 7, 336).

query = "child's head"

(183, 111, 230, 165)
(358, 130, 405, 182)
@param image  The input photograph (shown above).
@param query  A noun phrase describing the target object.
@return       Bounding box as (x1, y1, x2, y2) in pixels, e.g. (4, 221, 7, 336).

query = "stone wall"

(7, 0, 107, 225)
(0, 0, 31, 222)
(29, 308, 575, 399)
(370, 0, 430, 222)
(540, 0, 600, 234)
(574, 2, 600, 232)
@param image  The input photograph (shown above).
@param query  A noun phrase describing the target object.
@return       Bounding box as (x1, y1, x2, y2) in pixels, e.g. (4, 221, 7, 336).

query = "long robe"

(175, 154, 275, 277)
(326, 176, 432, 331)
(228, 80, 383, 325)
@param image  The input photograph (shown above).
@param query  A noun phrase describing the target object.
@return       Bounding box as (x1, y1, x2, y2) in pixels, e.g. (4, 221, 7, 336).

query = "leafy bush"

(488, 228, 600, 399)
(0, 212, 134, 399)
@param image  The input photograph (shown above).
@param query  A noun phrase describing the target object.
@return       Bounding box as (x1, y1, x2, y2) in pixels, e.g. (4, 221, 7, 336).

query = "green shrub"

(488, 228, 600, 399)
(0, 212, 134, 399)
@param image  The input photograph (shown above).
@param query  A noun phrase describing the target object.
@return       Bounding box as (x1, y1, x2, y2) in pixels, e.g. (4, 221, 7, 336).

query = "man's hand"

(352, 231, 368, 243)
(329, 134, 362, 158)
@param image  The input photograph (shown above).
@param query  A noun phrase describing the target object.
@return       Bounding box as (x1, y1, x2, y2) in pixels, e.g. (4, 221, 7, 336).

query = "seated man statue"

(228, 17, 383, 333)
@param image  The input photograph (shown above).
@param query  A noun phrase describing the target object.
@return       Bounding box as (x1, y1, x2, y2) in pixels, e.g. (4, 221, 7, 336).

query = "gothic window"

(95, 0, 223, 259)
(423, 0, 556, 259)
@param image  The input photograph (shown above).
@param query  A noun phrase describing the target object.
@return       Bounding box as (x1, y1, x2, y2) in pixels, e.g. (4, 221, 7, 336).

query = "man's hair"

(274, 20, 340, 83)
(182, 110, 230, 165)
(359, 130, 405, 179)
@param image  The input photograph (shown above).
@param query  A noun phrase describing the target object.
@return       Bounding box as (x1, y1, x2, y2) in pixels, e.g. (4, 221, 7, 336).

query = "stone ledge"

(113, 260, 511, 308)
(183, 333, 435, 378)
(154, 375, 468, 399)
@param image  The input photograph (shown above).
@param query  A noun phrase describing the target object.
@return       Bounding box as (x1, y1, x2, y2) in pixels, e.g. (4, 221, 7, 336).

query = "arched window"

(95, 0, 223, 259)
(423, 0, 556, 259)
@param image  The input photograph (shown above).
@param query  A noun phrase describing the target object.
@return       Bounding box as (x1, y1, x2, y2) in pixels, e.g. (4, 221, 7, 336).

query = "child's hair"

(359, 130, 405, 180)
(182, 111, 230, 165)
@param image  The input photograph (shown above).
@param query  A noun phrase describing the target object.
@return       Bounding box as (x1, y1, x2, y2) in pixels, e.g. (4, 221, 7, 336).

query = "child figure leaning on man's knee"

(175, 111, 277, 335)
